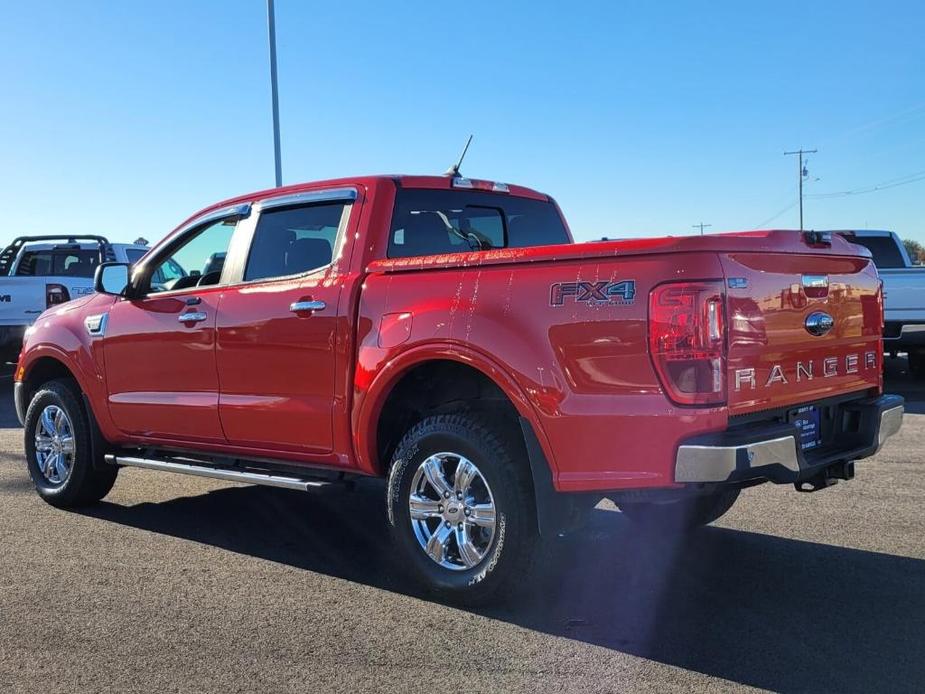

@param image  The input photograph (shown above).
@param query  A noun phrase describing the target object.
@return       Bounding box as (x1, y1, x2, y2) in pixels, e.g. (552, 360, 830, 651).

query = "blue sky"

(1, 1, 923, 248)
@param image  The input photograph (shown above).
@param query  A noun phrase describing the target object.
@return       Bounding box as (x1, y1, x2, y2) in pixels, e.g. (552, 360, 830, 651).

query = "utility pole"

(267, 0, 282, 187)
(692, 222, 712, 236)
(784, 148, 817, 230)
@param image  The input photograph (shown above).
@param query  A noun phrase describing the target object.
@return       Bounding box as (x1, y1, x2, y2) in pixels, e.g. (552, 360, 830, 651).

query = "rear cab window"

(388, 189, 570, 258)
(846, 236, 906, 268)
(15, 249, 100, 277)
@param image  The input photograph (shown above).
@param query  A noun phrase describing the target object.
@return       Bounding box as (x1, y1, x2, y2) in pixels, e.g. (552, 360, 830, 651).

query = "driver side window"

(146, 218, 237, 294)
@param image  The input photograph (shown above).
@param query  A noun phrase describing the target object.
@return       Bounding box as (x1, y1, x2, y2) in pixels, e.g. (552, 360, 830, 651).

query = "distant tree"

(903, 238, 924, 265)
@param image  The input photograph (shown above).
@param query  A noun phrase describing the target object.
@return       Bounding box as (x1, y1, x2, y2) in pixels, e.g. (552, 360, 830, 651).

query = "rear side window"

(244, 202, 347, 282)
(846, 236, 906, 268)
(388, 189, 569, 259)
(15, 249, 100, 277)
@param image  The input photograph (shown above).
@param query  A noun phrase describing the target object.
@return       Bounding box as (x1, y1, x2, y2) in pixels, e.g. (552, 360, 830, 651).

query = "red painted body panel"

(105, 288, 226, 442)
(722, 253, 882, 414)
(15, 175, 884, 494)
(215, 270, 340, 454)
(355, 251, 729, 490)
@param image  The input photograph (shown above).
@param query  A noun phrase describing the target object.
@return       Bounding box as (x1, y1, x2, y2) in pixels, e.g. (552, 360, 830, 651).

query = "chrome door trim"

(178, 311, 208, 323)
(289, 300, 326, 313)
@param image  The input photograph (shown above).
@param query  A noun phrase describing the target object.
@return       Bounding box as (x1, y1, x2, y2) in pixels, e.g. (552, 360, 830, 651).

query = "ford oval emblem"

(805, 311, 835, 337)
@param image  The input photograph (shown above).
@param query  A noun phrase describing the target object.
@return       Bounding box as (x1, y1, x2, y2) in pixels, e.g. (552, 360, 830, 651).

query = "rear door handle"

(289, 300, 326, 314)
(178, 311, 208, 323)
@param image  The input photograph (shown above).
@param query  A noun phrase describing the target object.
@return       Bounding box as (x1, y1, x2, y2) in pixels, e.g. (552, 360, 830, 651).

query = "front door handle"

(289, 300, 326, 314)
(178, 311, 208, 323)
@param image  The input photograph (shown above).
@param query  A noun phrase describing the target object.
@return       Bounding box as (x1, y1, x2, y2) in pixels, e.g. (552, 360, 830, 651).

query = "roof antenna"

(444, 134, 473, 176)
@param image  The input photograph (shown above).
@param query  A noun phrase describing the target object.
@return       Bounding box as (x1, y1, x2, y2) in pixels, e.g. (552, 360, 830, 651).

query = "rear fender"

(353, 341, 559, 481)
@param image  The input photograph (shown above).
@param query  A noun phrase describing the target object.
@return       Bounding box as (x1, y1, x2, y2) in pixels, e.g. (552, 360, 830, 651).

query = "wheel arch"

(19, 351, 84, 406)
(355, 343, 558, 480)
(18, 348, 111, 469)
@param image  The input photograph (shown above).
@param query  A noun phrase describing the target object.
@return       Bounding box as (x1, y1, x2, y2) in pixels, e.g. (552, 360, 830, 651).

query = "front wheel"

(23, 379, 118, 508)
(618, 488, 740, 532)
(386, 413, 537, 605)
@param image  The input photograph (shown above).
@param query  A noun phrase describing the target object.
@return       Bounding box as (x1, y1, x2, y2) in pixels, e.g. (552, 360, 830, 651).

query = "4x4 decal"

(549, 280, 636, 306)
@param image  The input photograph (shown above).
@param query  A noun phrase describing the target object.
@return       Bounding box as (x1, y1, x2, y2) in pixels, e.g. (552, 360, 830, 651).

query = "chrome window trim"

(254, 187, 357, 212)
(232, 188, 356, 286)
(131, 187, 358, 299)
(176, 203, 251, 236)
(131, 203, 251, 297)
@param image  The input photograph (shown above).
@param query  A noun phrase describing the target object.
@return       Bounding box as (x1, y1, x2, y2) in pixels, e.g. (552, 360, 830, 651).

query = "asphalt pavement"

(0, 359, 923, 693)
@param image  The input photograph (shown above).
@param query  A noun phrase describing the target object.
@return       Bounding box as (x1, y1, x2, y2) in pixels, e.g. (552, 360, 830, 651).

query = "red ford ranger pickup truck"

(14, 174, 904, 603)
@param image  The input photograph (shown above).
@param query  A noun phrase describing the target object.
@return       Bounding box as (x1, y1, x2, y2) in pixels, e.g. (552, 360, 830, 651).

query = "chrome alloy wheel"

(34, 405, 75, 485)
(409, 452, 497, 571)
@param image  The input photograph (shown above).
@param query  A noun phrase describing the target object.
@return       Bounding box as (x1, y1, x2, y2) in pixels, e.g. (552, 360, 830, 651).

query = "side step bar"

(104, 455, 333, 492)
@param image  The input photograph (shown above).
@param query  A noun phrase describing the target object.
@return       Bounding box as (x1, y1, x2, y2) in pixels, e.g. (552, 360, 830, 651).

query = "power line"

(753, 200, 799, 229)
(807, 169, 925, 199)
(784, 148, 817, 230)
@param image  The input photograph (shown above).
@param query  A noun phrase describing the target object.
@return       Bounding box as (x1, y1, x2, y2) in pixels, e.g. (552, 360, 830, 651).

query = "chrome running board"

(104, 454, 332, 492)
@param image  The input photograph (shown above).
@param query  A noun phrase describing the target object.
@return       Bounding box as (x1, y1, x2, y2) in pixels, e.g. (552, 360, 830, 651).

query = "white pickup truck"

(837, 230, 925, 376)
(0, 236, 149, 360)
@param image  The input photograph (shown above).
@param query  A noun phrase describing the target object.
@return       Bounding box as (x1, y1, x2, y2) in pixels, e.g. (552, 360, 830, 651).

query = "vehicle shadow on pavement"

(81, 480, 925, 694)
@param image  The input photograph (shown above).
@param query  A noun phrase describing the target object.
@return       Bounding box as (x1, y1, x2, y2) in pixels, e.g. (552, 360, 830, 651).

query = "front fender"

(17, 296, 115, 439)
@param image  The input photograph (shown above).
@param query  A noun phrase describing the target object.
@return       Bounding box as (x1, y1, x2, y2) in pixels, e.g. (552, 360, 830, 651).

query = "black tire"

(23, 379, 118, 508)
(618, 488, 740, 532)
(908, 350, 925, 379)
(386, 413, 537, 605)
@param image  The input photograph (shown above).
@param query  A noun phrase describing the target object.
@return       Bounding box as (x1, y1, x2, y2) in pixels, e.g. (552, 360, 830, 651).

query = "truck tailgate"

(721, 251, 882, 415)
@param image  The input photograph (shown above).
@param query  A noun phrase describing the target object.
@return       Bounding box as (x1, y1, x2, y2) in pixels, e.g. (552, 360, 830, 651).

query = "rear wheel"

(386, 413, 537, 605)
(24, 379, 118, 508)
(618, 488, 740, 532)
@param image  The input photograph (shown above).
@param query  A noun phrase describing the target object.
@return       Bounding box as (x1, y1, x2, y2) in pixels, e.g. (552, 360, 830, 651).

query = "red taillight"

(45, 283, 70, 308)
(648, 281, 727, 406)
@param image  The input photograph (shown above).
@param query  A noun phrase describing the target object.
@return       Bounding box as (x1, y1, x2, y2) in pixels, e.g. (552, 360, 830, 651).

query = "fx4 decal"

(549, 280, 637, 306)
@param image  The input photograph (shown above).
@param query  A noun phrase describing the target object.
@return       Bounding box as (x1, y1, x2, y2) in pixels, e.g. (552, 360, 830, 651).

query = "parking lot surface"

(0, 360, 923, 693)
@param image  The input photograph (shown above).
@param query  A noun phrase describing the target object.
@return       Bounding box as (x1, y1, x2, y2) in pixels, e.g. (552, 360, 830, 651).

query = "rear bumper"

(675, 394, 904, 484)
